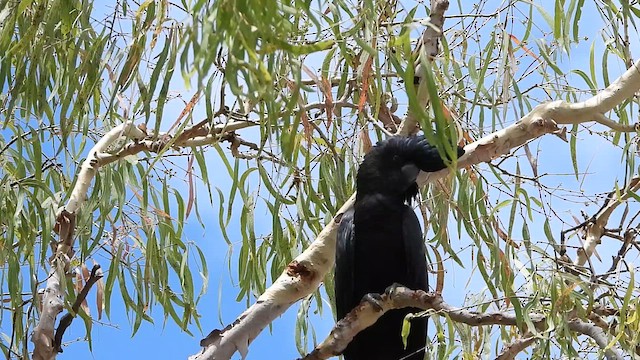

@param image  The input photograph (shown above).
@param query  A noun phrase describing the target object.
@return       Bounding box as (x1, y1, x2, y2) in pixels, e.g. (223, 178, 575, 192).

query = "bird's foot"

(384, 282, 406, 297)
(361, 293, 384, 312)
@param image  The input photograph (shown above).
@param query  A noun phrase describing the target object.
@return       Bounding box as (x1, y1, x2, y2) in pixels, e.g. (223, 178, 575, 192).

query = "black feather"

(335, 135, 464, 360)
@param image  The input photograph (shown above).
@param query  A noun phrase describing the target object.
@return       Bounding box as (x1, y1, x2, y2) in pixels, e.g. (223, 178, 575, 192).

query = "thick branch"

(32, 121, 145, 359)
(31, 266, 65, 360)
(301, 286, 542, 360)
(568, 319, 625, 360)
(579, 61, 640, 117)
(190, 199, 353, 360)
(64, 122, 146, 216)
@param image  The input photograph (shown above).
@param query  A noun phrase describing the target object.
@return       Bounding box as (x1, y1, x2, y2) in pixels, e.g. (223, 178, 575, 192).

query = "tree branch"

(300, 285, 541, 359)
(32, 117, 258, 359)
(397, 0, 450, 136)
(32, 264, 65, 360)
(32, 121, 145, 360)
(574, 176, 640, 267)
(190, 201, 353, 360)
(301, 285, 624, 360)
(567, 319, 625, 360)
(53, 265, 103, 353)
(495, 335, 537, 360)
(63, 122, 146, 216)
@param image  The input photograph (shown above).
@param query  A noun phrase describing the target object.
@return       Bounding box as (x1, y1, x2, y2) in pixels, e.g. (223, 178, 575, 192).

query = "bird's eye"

(392, 155, 401, 162)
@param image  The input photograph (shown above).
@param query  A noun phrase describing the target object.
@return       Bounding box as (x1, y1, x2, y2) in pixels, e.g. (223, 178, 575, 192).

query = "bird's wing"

(402, 206, 429, 291)
(335, 209, 355, 320)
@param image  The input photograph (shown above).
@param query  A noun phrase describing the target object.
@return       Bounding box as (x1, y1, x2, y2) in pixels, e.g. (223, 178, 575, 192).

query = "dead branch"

(53, 265, 103, 353)
(599, 228, 637, 282)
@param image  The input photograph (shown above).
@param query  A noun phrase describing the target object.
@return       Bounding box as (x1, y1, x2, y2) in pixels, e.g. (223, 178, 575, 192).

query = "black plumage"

(335, 135, 464, 360)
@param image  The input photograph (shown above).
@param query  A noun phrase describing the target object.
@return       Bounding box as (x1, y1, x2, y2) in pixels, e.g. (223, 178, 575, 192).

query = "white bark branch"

(32, 266, 65, 360)
(189, 197, 354, 360)
(177, 120, 258, 147)
(33, 118, 256, 358)
(64, 122, 146, 215)
(32, 122, 145, 359)
(396, 0, 450, 136)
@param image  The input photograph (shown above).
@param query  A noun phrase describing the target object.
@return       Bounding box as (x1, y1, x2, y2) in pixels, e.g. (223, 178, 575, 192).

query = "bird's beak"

(401, 163, 420, 183)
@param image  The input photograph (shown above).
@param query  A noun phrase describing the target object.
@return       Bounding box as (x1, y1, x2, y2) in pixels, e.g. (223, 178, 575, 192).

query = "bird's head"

(356, 135, 465, 202)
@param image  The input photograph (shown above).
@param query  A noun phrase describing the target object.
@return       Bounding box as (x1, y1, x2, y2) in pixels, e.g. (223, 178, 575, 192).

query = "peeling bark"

(32, 267, 65, 360)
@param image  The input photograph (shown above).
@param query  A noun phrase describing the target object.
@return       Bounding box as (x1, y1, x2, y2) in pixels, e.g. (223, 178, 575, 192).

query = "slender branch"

(53, 265, 103, 353)
(575, 176, 640, 267)
(598, 228, 636, 282)
(495, 335, 537, 360)
(397, 0, 450, 136)
(302, 100, 358, 112)
(302, 285, 624, 360)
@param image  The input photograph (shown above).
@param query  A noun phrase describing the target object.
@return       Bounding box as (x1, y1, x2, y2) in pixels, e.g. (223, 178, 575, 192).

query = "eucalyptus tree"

(1, 0, 640, 359)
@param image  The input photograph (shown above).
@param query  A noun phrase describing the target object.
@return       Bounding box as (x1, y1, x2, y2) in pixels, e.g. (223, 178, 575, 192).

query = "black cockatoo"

(335, 135, 464, 360)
